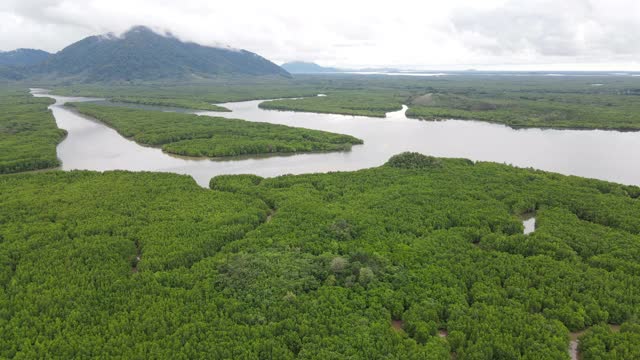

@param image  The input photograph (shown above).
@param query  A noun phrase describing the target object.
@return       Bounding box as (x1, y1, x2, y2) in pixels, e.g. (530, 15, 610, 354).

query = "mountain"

(0, 65, 26, 80)
(33, 26, 290, 81)
(281, 61, 339, 74)
(0, 49, 51, 66)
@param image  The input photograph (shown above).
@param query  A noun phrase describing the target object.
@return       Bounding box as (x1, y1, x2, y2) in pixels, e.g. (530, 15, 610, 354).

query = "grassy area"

(0, 89, 65, 173)
(1, 153, 639, 358)
(68, 103, 363, 157)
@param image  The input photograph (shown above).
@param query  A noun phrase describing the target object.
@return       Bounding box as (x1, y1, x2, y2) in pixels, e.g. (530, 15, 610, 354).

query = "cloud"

(451, 0, 640, 60)
(0, 0, 639, 69)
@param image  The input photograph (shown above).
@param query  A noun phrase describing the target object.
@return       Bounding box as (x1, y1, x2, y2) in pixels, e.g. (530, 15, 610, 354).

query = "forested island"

(258, 90, 404, 117)
(1, 153, 639, 358)
(108, 97, 231, 112)
(68, 103, 362, 158)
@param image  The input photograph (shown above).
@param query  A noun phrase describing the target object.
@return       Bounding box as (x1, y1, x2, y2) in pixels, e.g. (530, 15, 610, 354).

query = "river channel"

(32, 89, 640, 187)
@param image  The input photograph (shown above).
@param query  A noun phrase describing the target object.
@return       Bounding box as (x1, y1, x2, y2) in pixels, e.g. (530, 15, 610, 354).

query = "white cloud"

(0, 0, 639, 70)
(452, 0, 640, 60)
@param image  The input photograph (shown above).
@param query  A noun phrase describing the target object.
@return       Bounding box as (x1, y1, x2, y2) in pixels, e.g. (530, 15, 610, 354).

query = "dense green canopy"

(1, 153, 639, 358)
(259, 91, 404, 117)
(0, 89, 65, 174)
(25, 26, 290, 82)
(69, 103, 363, 158)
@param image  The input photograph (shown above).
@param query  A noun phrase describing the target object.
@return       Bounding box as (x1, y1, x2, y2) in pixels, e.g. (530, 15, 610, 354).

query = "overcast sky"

(1, 0, 639, 70)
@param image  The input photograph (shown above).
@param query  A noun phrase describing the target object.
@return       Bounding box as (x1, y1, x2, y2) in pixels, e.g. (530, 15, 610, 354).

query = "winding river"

(32, 89, 640, 187)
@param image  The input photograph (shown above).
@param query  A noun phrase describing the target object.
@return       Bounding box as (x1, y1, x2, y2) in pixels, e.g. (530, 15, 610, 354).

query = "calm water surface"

(32, 89, 640, 187)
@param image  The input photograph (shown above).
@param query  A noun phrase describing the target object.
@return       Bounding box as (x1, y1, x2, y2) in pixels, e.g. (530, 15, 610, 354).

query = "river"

(32, 89, 640, 188)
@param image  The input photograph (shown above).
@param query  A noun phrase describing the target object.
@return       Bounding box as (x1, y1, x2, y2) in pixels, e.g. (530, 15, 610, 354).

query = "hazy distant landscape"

(2, 1, 640, 358)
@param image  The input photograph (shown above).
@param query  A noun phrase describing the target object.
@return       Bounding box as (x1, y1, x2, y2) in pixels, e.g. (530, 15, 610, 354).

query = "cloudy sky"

(1, 0, 639, 70)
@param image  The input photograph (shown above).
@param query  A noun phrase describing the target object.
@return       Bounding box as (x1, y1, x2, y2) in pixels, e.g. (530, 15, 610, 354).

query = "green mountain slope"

(33, 26, 290, 81)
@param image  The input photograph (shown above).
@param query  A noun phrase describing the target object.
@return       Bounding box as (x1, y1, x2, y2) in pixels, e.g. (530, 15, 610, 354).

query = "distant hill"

(0, 49, 51, 67)
(28, 26, 290, 81)
(0, 65, 26, 81)
(281, 61, 339, 74)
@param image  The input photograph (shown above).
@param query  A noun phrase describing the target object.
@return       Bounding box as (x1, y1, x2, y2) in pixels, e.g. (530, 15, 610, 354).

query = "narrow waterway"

(32, 89, 640, 187)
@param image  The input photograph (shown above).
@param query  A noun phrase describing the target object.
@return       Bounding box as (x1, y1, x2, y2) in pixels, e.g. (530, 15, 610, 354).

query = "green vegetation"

(2, 153, 639, 358)
(49, 74, 640, 129)
(50, 81, 322, 103)
(68, 103, 362, 157)
(110, 97, 230, 112)
(407, 92, 640, 130)
(0, 65, 26, 81)
(51, 81, 323, 111)
(0, 89, 65, 173)
(0, 171, 270, 358)
(386, 151, 444, 169)
(579, 323, 640, 359)
(259, 91, 404, 117)
(21, 26, 289, 82)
